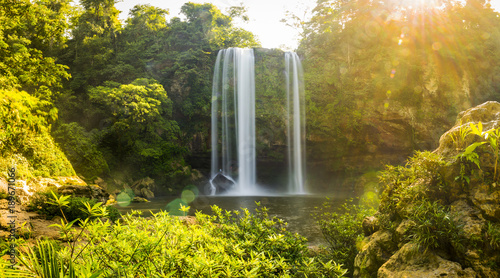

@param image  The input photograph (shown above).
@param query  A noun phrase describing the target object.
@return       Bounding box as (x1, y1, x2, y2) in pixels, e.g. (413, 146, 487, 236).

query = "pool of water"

(114, 194, 349, 246)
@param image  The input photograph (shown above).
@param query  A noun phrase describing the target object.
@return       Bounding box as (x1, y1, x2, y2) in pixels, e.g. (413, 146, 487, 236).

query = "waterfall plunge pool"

(113, 194, 353, 246)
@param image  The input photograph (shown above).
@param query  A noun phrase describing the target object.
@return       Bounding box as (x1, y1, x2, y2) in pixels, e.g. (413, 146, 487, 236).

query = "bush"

(314, 199, 376, 277)
(18, 205, 347, 277)
(406, 199, 463, 252)
(27, 191, 60, 219)
(378, 151, 448, 229)
(28, 191, 120, 222)
(487, 221, 500, 251)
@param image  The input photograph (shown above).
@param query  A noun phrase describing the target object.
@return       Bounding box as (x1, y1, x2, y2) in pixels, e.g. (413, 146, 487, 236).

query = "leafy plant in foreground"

(15, 205, 347, 277)
(468, 122, 500, 181)
(314, 198, 375, 277)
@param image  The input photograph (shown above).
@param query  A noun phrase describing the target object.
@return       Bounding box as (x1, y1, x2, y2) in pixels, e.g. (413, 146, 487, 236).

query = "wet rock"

(131, 177, 155, 199)
(93, 177, 109, 191)
(106, 195, 117, 205)
(378, 243, 477, 278)
(132, 196, 149, 203)
(211, 173, 236, 194)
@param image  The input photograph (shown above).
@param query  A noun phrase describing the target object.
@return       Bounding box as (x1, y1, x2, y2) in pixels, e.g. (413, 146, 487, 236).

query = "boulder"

(394, 220, 415, 247)
(131, 196, 149, 203)
(130, 177, 156, 199)
(0, 199, 65, 240)
(362, 216, 379, 236)
(354, 230, 397, 278)
(436, 101, 500, 157)
(354, 102, 500, 277)
(210, 173, 236, 194)
(57, 184, 108, 204)
(377, 243, 477, 278)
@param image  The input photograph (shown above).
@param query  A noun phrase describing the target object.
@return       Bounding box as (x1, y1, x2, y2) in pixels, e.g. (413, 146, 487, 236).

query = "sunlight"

(398, 0, 444, 10)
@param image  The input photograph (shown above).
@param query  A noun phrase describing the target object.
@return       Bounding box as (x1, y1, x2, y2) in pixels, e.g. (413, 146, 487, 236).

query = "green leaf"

(461, 141, 486, 156)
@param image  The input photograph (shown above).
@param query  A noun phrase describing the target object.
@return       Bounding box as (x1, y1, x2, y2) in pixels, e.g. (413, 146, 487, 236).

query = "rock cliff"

(354, 102, 500, 277)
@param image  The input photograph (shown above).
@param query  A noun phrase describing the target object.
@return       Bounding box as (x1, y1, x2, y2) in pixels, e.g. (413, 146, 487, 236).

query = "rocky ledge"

(354, 102, 500, 278)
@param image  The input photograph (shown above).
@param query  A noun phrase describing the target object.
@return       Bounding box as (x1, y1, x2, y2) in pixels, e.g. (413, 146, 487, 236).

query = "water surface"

(115, 194, 348, 246)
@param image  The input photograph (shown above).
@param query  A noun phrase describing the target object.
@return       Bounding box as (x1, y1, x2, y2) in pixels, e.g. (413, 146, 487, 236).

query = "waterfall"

(210, 48, 305, 195)
(285, 52, 306, 194)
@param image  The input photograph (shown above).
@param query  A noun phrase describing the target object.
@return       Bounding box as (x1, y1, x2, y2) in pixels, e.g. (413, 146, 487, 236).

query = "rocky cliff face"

(354, 102, 500, 278)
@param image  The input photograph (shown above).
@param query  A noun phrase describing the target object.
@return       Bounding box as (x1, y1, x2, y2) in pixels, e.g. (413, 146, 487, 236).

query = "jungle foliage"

(314, 199, 376, 276)
(9, 201, 347, 277)
(295, 0, 500, 172)
(0, 0, 258, 185)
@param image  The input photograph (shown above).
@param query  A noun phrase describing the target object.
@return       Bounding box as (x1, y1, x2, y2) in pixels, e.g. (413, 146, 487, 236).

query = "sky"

(113, 0, 500, 51)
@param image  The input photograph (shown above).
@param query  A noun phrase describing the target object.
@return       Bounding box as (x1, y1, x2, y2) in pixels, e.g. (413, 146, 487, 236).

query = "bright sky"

(115, 0, 310, 50)
(113, 0, 500, 51)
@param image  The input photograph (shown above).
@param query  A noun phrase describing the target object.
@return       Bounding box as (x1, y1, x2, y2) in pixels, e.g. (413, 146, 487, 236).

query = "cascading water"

(210, 48, 305, 195)
(285, 52, 306, 194)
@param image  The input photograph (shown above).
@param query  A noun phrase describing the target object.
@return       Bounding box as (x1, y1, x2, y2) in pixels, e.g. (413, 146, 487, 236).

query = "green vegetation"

(2, 0, 500, 276)
(378, 151, 448, 230)
(314, 199, 376, 276)
(0, 90, 75, 179)
(0, 0, 259, 188)
(486, 221, 500, 251)
(294, 0, 500, 174)
(28, 190, 120, 223)
(406, 199, 463, 252)
(3, 0, 500, 187)
(52, 1, 259, 184)
(370, 143, 500, 273)
(12, 197, 347, 277)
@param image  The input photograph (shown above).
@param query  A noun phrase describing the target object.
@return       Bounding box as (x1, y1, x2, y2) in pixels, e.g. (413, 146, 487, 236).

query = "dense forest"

(1, 0, 500, 191)
(3, 0, 500, 277)
(299, 0, 500, 187)
(1, 0, 258, 191)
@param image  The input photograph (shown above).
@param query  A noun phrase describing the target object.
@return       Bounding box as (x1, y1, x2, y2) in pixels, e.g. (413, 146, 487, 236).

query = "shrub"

(0, 90, 76, 180)
(314, 199, 376, 277)
(406, 199, 463, 252)
(27, 191, 60, 219)
(378, 151, 448, 229)
(487, 221, 500, 251)
(17, 205, 347, 277)
(28, 191, 120, 222)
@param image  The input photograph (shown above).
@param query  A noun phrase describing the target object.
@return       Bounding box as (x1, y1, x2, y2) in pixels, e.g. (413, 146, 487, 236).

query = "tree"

(0, 0, 71, 100)
(297, 0, 500, 174)
(163, 3, 259, 151)
(88, 78, 183, 177)
(63, 0, 121, 91)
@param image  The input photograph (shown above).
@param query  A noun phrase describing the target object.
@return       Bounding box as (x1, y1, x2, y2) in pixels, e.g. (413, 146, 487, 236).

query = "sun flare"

(398, 0, 444, 10)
